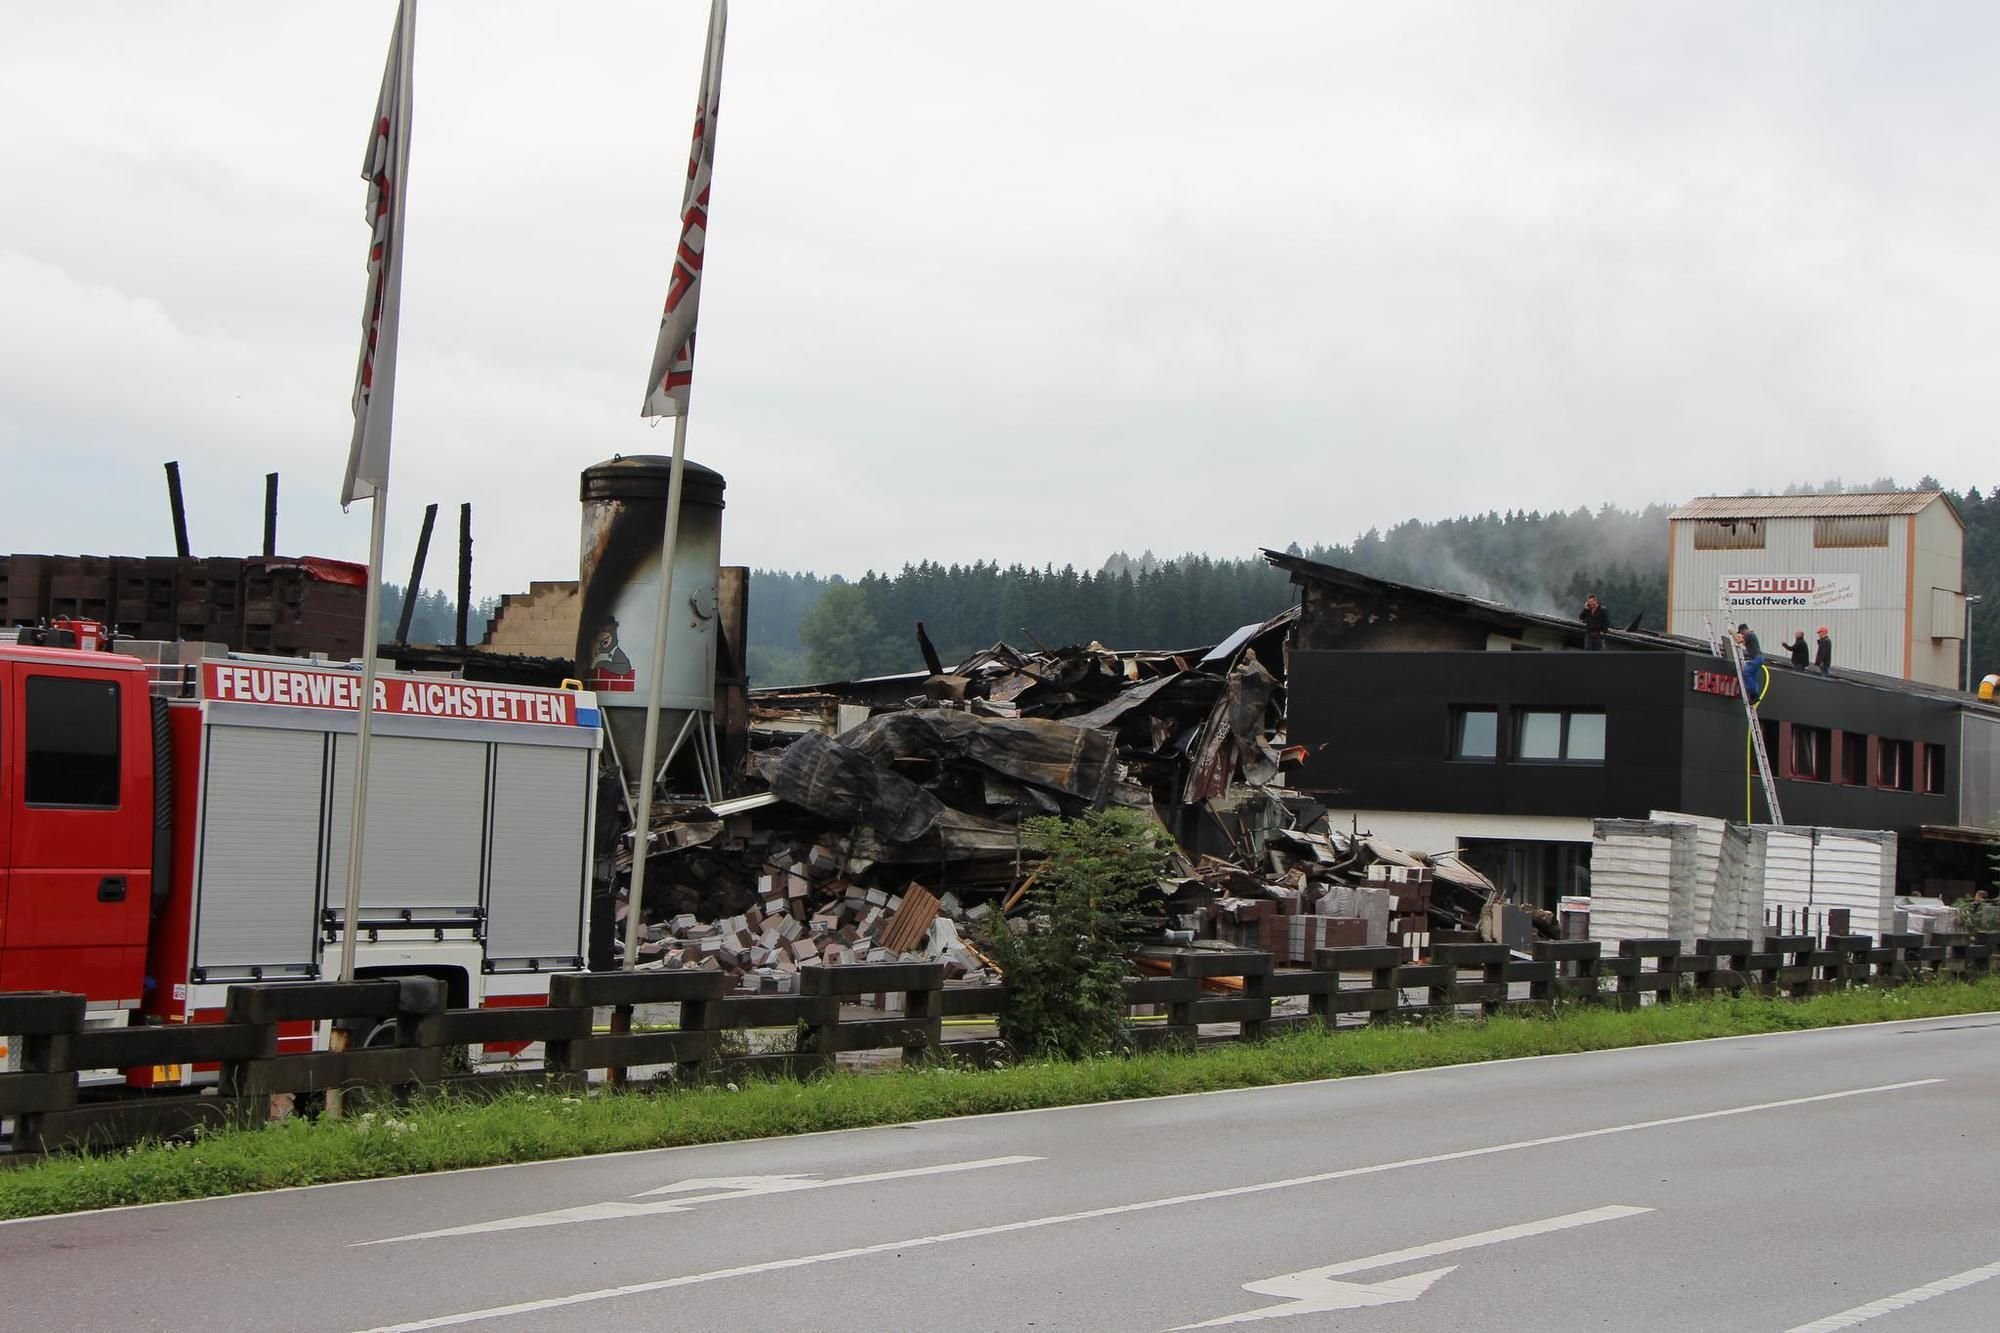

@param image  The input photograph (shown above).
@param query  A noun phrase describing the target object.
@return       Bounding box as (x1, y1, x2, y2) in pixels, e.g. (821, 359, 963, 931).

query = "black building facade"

(1290, 648, 1962, 832)
(1266, 550, 1997, 900)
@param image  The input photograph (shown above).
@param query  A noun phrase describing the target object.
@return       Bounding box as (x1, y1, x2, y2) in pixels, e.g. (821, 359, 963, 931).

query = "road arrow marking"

(631, 1174, 817, 1197)
(356, 1155, 1040, 1245)
(1175, 1204, 1655, 1327)
(359, 1081, 1930, 1330)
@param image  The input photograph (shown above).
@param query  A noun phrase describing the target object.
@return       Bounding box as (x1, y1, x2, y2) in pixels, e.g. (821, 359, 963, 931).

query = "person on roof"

(1735, 623, 1768, 699)
(1815, 626, 1833, 677)
(1788, 630, 1810, 670)
(1579, 593, 1609, 651)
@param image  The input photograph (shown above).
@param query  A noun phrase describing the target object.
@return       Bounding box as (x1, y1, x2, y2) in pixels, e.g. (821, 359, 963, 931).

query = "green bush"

(1955, 896, 2000, 934)
(980, 808, 1173, 1060)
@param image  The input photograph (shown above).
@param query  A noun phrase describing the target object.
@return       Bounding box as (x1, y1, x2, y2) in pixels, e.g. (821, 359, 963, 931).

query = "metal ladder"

(1712, 617, 1783, 823)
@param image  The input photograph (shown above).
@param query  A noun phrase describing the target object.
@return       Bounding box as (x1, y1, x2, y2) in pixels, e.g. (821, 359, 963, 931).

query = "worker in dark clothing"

(1788, 631, 1810, 670)
(1735, 623, 1767, 698)
(1579, 594, 1609, 651)
(1815, 626, 1833, 677)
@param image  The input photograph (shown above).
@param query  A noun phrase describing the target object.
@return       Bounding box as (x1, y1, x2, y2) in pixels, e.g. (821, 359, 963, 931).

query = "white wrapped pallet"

(1710, 822, 1762, 938)
(1649, 810, 1727, 942)
(1590, 820, 1698, 943)
(1755, 826, 1897, 938)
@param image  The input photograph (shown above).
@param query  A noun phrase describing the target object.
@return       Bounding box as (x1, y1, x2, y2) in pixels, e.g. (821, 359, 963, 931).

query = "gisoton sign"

(1718, 574, 1859, 611)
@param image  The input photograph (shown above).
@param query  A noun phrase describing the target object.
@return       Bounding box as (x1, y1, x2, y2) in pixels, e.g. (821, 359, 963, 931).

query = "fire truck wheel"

(361, 1020, 400, 1049)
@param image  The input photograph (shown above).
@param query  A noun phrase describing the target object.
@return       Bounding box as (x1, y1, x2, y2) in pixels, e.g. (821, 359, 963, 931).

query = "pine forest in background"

(374, 583, 500, 647)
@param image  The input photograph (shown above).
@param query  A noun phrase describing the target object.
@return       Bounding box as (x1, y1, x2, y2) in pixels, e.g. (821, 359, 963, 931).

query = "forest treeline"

(745, 477, 1998, 686)
(375, 582, 499, 646)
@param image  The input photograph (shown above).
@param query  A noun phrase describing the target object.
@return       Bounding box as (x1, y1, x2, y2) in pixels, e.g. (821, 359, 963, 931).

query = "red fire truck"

(0, 627, 602, 1079)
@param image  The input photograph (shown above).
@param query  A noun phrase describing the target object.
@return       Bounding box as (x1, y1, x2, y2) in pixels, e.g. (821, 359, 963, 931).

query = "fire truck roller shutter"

(483, 744, 591, 968)
(325, 734, 487, 918)
(192, 727, 324, 977)
(150, 696, 172, 918)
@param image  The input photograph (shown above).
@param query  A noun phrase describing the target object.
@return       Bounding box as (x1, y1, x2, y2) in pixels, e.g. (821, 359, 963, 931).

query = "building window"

(1813, 515, 1891, 548)
(1787, 724, 1832, 782)
(1923, 744, 1948, 795)
(1839, 732, 1868, 787)
(24, 675, 122, 808)
(1693, 519, 1765, 550)
(1518, 710, 1562, 760)
(1566, 711, 1607, 762)
(1514, 709, 1606, 764)
(1877, 738, 1914, 792)
(1451, 707, 1498, 760)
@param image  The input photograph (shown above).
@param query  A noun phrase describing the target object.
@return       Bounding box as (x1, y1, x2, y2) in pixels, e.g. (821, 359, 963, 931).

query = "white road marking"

(356, 1079, 1934, 1331)
(1787, 1259, 2000, 1331)
(1174, 1205, 1653, 1327)
(358, 1156, 1042, 1245)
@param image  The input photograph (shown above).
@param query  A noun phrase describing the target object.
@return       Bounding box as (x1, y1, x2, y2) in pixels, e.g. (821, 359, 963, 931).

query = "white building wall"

(1667, 507, 1959, 683)
(1912, 501, 1966, 688)
(1318, 811, 1594, 855)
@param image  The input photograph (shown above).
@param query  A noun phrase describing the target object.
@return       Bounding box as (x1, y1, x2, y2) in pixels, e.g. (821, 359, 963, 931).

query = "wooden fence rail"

(4, 930, 1995, 1156)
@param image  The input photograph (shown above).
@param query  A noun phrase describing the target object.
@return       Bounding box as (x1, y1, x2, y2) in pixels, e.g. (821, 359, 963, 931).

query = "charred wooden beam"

(456, 503, 473, 649)
(395, 502, 438, 645)
(163, 461, 191, 558)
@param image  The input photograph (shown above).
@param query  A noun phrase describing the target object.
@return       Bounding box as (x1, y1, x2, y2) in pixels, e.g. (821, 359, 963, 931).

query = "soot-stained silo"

(576, 455, 726, 800)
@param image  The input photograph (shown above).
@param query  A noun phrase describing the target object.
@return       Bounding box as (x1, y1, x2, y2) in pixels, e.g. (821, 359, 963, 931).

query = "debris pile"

(616, 608, 1547, 987)
(1172, 829, 1506, 962)
(624, 830, 996, 991)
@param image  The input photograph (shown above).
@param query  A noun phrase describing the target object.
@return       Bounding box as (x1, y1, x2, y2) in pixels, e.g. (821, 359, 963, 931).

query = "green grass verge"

(6, 977, 1998, 1221)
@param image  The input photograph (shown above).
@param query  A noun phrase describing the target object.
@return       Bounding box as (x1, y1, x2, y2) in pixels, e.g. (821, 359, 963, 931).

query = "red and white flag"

(342, 0, 417, 505)
(642, 0, 727, 419)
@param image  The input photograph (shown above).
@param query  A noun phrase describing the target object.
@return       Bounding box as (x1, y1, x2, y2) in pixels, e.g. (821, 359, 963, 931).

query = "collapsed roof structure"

(619, 610, 1511, 992)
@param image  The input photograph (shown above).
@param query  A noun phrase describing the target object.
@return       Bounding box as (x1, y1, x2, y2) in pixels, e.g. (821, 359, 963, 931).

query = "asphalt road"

(8, 1013, 2000, 1332)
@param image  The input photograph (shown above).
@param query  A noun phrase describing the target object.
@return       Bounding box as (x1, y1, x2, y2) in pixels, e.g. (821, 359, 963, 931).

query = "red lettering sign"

(1690, 670, 1741, 698)
(201, 662, 581, 727)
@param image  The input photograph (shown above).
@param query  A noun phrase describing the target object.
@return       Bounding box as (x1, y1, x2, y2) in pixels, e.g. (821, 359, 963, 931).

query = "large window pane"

(1453, 709, 1497, 759)
(25, 676, 122, 807)
(1518, 710, 1562, 760)
(1566, 712, 1606, 762)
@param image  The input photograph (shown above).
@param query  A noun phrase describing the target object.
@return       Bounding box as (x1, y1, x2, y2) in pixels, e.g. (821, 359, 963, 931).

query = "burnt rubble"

(616, 610, 1534, 991)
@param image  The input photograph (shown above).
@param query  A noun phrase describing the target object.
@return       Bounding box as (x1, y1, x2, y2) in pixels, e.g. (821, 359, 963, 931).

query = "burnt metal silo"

(576, 455, 726, 800)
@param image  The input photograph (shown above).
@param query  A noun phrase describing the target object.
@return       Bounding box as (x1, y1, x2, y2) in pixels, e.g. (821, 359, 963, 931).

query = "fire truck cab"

(1, 633, 602, 1068)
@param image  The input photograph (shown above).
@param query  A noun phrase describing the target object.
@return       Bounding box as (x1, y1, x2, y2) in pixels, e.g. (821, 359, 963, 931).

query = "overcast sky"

(4, 1, 1996, 598)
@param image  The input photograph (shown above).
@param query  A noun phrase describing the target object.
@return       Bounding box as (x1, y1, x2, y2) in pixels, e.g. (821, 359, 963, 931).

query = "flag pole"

(622, 416, 691, 969)
(339, 486, 388, 983)
(335, 0, 415, 988)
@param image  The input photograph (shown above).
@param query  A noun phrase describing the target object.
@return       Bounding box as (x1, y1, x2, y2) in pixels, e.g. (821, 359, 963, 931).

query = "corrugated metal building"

(1666, 491, 1965, 687)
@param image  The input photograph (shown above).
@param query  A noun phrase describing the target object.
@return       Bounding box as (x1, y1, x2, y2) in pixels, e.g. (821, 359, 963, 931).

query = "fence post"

(216, 989, 283, 1116)
(1308, 947, 1404, 1027)
(2, 992, 85, 1152)
(1696, 939, 1753, 996)
(1759, 935, 1814, 998)
(1612, 942, 1644, 1008)
(1876, 932, 1919, 985)
(1434, 944, 1510, 1017)
(1966, 932, 1997, 980)
(1823, 936, 1872, 989)
(903, 968, 943, 1065)
(677, 981, 724, 1082)
(1533, 940, 1604, 1005)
